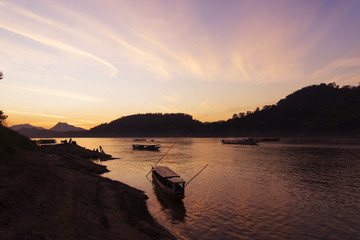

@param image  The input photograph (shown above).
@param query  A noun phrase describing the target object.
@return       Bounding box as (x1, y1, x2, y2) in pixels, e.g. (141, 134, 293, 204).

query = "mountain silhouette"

(89, 113, 202, 137)
(9, 124, 46, 131)
(49, 122, 86, 132)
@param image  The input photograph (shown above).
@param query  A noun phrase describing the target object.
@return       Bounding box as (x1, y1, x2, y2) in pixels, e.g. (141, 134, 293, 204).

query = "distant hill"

(49, 122, 86, 132)
(226, 83, 360, 135)
(10, 122, 86, 138)
(9, 124, 46, 131)
(89, 113, 203, 137)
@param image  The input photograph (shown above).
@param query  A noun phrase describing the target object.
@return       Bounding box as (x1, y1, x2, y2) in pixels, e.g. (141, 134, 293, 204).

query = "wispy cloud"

(163, 93, 182, 102)
(157, 105, 181, 113)
(310, 47, 360, 85)
(7, 110, 68, 119)
(0, 1, 118, 77)
(5, 83, 105, 103)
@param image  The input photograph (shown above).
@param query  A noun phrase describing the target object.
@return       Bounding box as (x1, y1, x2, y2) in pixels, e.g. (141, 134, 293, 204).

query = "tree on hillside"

(228, 82, 360, 133)
(0, 110, 7, 126)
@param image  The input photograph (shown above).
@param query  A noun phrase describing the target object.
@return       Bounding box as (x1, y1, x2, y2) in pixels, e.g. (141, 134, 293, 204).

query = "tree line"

(227, 82, 360, 134)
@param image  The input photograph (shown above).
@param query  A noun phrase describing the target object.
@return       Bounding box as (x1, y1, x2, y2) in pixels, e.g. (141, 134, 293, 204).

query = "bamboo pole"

(185, 164, 208, 186)
(146, 143, 176, 177)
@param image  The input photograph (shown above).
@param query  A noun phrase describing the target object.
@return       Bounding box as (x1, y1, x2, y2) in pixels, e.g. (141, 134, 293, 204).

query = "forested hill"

(225, 83, 360, 135)
(89, 113, 203, 137)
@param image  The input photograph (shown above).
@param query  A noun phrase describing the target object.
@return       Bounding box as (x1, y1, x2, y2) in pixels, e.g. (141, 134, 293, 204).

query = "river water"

(66, 137, 360, 240)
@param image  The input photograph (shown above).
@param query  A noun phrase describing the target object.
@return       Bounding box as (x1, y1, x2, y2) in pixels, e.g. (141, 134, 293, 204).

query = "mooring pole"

(185, 164, 209, 186)
(146, 143, 176, 177)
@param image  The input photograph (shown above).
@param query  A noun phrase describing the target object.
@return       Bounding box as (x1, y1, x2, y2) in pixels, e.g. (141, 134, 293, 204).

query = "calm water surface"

(64, 137, 360, 240)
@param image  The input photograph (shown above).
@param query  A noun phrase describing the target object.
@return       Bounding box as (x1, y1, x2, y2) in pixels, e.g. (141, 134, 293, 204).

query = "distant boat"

(133, 144, 161, 151)
(222, 138, 258, 145)
(152, 166, 185, 199)
(133, 138, 146, 141)
(258, 138, 280, 142)
(35, 139, 56, 145)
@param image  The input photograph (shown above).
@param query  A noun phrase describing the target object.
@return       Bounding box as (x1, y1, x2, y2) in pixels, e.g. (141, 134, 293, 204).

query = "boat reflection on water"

(152, 181, 186, 222)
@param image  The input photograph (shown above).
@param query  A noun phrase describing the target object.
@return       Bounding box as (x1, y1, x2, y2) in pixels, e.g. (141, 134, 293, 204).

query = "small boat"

(258, 138, 280, 142)
(35, 139, 56, 145)
(222, 138, 258, 145)
(133, 138, 146, 141)
(152, 166, 185, 199)
(133, 144, 161, 151)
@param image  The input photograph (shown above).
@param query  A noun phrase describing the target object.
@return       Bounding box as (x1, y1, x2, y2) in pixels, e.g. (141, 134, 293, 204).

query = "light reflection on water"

(58, 137, 360, 240)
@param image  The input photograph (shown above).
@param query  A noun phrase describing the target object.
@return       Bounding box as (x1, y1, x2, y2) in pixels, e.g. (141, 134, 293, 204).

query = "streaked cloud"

(158, 105, 181, 113)
(311, 47, 360, 84)
(0, 1, 118, 76)
(7, 110, 68, 119)
(5, 83, 105, 103)
(163, 93, 182, 102)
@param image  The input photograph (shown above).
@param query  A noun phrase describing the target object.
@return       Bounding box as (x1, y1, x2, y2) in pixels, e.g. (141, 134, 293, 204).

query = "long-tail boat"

(221, 138, 258, 145)
(133, 144, 160, 151)
(151, 166, 185, 199)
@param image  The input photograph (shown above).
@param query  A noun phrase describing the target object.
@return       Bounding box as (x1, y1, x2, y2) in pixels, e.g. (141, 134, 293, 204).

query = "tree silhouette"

(0, 110, 7, 126)
(229, 82, 360, 133)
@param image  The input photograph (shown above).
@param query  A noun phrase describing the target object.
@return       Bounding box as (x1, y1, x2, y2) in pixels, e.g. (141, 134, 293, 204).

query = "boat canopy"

(153, 166, 180, 178)
(133, 144, 160, 147)
(168, 177, 186, 183)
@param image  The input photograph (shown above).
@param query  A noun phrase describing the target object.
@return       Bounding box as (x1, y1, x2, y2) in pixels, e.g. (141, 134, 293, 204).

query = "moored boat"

(35, 139, 56, 145)
(133, 144, 160, 151)
(258, 138, 280, 142)
(152, 166, 185, 199)
(133, 138, 146, 141)
(222, 138, 258, 145)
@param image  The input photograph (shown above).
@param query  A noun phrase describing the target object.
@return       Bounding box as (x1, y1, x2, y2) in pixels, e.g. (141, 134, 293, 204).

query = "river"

(65, 137, 360, 240)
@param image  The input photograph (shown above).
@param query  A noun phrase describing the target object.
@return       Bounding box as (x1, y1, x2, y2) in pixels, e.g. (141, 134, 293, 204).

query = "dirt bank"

(0, 145, 175, 239)
(40, 142, 114, 161)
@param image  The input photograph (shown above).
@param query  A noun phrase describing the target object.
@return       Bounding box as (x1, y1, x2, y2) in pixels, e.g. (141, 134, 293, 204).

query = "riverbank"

(0, 132, 175, 239)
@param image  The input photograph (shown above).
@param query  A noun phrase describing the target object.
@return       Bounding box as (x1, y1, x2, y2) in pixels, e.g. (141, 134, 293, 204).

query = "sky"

(1, 0, 360, 129)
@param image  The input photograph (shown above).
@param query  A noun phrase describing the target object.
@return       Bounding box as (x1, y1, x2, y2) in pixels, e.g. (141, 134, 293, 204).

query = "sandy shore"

(0, 143, 175, 240)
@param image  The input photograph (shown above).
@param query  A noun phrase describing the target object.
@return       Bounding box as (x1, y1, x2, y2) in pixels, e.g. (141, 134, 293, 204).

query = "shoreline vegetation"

(0, 126, 175, 240)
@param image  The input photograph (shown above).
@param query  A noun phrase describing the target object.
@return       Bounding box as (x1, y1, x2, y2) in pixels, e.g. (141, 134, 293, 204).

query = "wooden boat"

(258, 138, 280, 142)
(133, 138, 146, 141)
(152, 166, 185, 199)
(133, 144, 160, 151)
(35, 139, 56, 145)
(221, 138, 258, 145)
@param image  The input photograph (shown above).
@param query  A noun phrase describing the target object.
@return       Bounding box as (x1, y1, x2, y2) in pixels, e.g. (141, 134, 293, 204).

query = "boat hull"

(132, 144, 160, 151)
(222, 139, 258, 145)
(152, 172, 185, 199)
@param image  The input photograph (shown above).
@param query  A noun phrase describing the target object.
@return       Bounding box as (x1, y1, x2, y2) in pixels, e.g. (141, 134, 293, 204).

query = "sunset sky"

(1, 0, 360, 129)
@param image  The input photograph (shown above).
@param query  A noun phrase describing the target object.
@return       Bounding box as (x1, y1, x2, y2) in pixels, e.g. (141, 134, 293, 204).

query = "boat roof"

(153, 166, 180, 178)
(168, 177, 186, 183)
(133, 144, 160, 147)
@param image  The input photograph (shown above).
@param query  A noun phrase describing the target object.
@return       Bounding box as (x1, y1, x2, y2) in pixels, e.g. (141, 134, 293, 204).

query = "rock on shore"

(0, 134, 175, 239)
